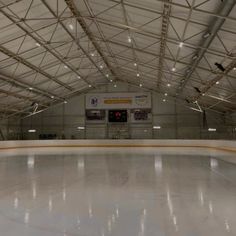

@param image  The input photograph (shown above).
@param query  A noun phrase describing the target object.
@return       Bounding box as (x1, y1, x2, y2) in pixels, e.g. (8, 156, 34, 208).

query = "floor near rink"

(0, 146, 236, 236)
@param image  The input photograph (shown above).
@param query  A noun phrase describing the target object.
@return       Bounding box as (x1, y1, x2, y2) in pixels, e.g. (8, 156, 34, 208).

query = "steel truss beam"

(64, 0, 121, 82)
(192, 59, 236, 102)
(157, 1, 171, 86)
(0, 45, 72, 90)
(177, 0, 235, 94)
(84, 15, 235, 60)
(41, 0, 107, 86)
(109, 0, 236, 35)
(93, 36, 236, 81)
(0, 72, 58, 99)
(0, 6, 79, 91)
(155, 0, 236, 22)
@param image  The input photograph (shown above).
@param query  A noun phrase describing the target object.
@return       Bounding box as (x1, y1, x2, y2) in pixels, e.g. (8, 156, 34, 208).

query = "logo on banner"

(90, 97, 99, 107)
(135, 95, 148, 106)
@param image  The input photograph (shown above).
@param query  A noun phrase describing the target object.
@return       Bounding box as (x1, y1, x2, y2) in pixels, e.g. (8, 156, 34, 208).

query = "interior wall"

(0, 118, 21, 140)
(0, 120, 7, 140)
(12, 82, 236, 140)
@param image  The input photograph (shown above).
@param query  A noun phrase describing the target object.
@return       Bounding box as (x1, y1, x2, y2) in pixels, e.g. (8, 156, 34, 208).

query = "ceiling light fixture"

(172, 67, 176, 72)
(77, 75, 81, 79)
(134, 62, 137, 67)
(64, 65, 68, 69)
(51, 96, 54, 99)
(164, 93, 168, 96)
(106, 74, 109, 78)
(28, 129, 36, 133)
(137, 73, 140, 77)
(179, 42, 184, 48)
(35, 42, 41, 47)
(29, 87, 33, 90)
(100, 65, 104, 69)
(163, 99, 166, 102)
(139, 83, 143, 87)
(110, 79, 113, 82)
(167, 83, 171, 87)
(233, 67, 236, 71)
(91, 52, 95, 57)
(216, 81, 220, 85)
(88, 84, 92, 88)
(208, 128, 216, 132)
(114, 84, 117, 88)
(69, 24, 74, 30)
(153, 126, 161, 129)
(64, 100, 67, 104)
(128, 36, 132, 43)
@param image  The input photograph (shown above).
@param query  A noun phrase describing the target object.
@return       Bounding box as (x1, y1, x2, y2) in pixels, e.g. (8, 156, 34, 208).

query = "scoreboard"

(108, 110, 127, 122)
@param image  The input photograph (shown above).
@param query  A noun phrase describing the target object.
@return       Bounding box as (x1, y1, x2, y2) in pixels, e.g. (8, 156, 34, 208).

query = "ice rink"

(0, 146, 236, 236)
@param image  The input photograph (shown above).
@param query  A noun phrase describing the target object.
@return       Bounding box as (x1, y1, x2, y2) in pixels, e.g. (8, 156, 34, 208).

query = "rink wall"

(19, 82, 236, 140)
(0, 140, 236, 153)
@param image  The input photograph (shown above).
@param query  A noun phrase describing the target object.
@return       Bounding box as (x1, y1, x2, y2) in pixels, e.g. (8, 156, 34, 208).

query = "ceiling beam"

(93, 36, 236, 81)
(108, 0, 236, 35)
(155, 0, 236, 22)
(0, 72, 59, 99)
(157, 1, 171, 87)
(191, 59, 236, 102)
(41, 0, 106, 87)
(0, 6, 75, 91)
(0, 88, 39, 103)
(64, 0, 121, 82)
(85, 15, 235, 60)
(177, 0, 235, 94)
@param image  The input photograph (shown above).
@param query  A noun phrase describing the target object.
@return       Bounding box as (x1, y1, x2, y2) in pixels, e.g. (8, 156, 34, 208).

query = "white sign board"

(86, 93, 151, 109)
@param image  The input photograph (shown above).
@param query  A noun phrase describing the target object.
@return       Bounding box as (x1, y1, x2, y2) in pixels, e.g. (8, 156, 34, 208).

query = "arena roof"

(0, 0, 235, 117)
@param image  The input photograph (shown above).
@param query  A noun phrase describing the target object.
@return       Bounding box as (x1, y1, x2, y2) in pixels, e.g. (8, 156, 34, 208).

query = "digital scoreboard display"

(108, 110, 127, 122)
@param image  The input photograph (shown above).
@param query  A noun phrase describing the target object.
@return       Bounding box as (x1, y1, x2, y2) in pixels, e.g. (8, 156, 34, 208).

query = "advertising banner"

(86, 93, 151, 109)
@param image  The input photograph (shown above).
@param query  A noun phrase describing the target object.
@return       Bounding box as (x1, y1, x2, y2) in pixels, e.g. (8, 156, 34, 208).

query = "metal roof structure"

(0, 0, 235, 118)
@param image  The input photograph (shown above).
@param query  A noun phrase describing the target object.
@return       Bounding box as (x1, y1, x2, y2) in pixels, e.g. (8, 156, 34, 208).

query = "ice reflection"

(14, 197, 19, 209)
(198, 187, 204, 206)
(210, 158, 218, 169)
(27, 155, 35, 169)
(62, 188, 66, 201)
(24, 210, 29, 224)
(32, 181, 37, 199)
(166, 186, 179, 231)
(107, 219, 112, 232)
(209, 201, 213, 214)
(77, 158, 84, 170)
(225, 219, 230, 232)
(115, 207, 119, 218)
(167, 188, 173, 216)
(49, 196, 52, 212)
(154, 155, 162, 173)
(89, 203, 93, 218)
(139, 208, 147, 236)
